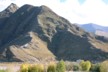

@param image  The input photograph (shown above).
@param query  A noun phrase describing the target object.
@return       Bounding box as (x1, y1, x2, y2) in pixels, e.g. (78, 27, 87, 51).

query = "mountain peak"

(40, 5, 49, 9)
(0, 3, 19, 17)
(0, 4, 108, 62)
(4, 3, 18, 13)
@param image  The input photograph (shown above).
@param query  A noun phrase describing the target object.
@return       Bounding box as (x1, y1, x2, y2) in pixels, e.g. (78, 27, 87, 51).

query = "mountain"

(0, 4, 108, 62)
(0, 3, 19, 18)
(0, 3, 18, 29)
(0, 3, 18, 17)
(95, 30, 108, 37)
(79, 23, 108, 37)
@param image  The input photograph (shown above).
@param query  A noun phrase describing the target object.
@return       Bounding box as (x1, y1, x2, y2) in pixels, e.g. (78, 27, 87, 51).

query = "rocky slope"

(0, 3, 18, 34)
(0, 4, 108, 62)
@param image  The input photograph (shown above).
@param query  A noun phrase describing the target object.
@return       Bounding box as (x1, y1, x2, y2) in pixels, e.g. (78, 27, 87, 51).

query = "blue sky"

(0, 0, 108, 26)
(78, 0, 86, 4)
(103, 0, 108, 4)
(60, 0, 66, 2)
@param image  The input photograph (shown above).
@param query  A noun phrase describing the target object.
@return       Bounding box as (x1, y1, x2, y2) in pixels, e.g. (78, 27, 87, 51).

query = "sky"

(0, 0, 108, 26)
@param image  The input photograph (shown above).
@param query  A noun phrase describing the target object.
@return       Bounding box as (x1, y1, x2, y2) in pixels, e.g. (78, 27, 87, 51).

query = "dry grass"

(91, 40, 108, 52)
(9, 32, 55, 62)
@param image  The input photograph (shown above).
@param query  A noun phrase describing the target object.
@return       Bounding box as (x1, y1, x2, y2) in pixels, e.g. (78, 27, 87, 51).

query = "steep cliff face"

(0, 4, 108, 62)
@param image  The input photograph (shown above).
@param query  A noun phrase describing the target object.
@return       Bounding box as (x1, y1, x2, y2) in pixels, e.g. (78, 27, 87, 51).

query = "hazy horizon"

(0, 0, 108, 26)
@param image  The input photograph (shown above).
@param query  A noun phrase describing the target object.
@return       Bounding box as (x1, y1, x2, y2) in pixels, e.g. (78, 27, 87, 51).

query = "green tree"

(90, 63, 100, 72)
(56, 60, 66, 72)
(47, 63, 56, 72)
(73, 64, 82, 71)
(80, 60, 91, 71)
(20, 64, 29, 72)
(28, 64, 44, 72)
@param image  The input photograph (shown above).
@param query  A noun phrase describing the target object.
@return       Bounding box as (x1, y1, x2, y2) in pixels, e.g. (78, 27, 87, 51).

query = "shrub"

(20, 64, 29, 72)
(28, 64, 44, 72)
(80, 60, 91, 71)
(56, 60, 66, 72)
(100, 61, 108, 72)
(90, 63, 100, 72)
(47, 62, 56, 72)
(20, 63, 29, 72)
(73, 64, 82, 71)
(37, 64, 44, 72)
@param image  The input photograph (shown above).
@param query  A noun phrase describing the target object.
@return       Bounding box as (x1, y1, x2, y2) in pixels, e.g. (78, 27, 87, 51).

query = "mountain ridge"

(0, 4, 108, 62)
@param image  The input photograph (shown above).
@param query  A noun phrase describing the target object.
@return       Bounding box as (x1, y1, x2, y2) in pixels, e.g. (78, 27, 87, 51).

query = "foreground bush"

(90, 63, 100, 72)
(56, 60, 66, 72)
(47, 62, 56, 72)
(80, 60, 91, 71)
(100, 61, 108, 72)
(73, 64, 82, 71)
(20, 63, 29, 72)
(28, 64, 44, 72)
